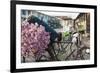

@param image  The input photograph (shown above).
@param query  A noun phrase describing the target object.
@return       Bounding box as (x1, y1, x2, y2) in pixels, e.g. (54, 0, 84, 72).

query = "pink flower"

(21, 21, 50, 58)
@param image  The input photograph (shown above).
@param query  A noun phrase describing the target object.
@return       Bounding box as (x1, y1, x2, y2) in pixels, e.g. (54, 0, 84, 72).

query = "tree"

(21, 21, 50, 62)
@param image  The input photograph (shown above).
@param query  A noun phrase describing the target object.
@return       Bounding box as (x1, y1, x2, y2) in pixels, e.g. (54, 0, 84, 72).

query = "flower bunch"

(21, 21, 50, 58)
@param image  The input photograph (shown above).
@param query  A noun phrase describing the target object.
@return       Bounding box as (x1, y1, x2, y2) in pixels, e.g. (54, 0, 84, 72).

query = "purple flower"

(21, 21, 50, 58)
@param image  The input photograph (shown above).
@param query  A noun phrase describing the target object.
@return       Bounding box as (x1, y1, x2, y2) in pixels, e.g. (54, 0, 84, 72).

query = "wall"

(0, 0, 99, 73)
(75, 13, 87, 33)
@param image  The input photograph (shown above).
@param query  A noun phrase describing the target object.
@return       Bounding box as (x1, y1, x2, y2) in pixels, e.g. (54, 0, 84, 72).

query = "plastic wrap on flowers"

(21, 21, 50, 61)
